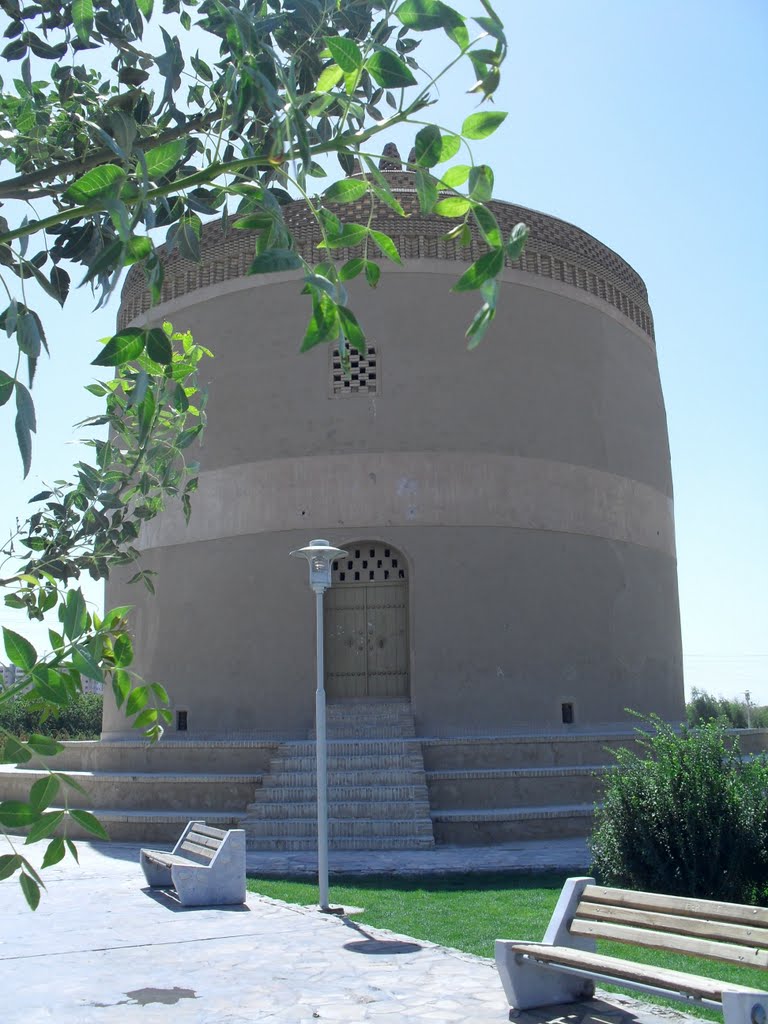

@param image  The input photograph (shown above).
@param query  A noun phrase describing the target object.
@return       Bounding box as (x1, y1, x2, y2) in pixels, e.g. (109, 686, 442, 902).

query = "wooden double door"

(324, 580, 409, 699)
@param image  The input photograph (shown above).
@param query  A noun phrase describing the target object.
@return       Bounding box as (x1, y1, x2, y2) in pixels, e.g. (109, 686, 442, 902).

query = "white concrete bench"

(496, 876, 768, 1024)
(140, 821, 246, 906)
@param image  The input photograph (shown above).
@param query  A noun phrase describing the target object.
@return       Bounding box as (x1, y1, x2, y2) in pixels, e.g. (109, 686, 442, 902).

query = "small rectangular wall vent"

(176, 710, 188, 732)
(561, 702, 574, 725)
(331, 345, 378, 396)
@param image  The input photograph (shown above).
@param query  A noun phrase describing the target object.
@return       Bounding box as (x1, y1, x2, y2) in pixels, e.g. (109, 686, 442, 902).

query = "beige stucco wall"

(103, 260, 684, 739)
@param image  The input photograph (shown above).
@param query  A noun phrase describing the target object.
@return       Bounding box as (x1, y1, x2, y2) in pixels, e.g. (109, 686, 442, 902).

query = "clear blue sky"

(0, 1, 766, 702)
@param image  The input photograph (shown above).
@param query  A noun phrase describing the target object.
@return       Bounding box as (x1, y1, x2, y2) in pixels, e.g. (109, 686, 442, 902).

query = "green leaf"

(176, 424, 202, 449)
(339, 258, 366, 281)
(300, 292, 340, 352)
(145, 327, 172, 364)
(92, 328, 145, 367)
(144, 140, 186, 180)
(369, 229, 402, 264)
(3, 627, 37, 671)
(365, 261, 381, 287)
(440, 164, 470, 188)
(323, 179, 367, 204)
(102, 606, 132, 629)
(150, 682, 169, 703)
(72, 0, 93, 44)
(317, 224, 368, 250)
(317, 64, 344, 92)
(68, 809, 109, 841)
(15, 411, 32, 478)
(396, 0, 459, 31)
(57, 772, 87, 797)
(461, 110, 507, 140)
(113, 634, 134, 668)
(29, 776, 60, 812)
(338, 306, 366, 354)
(0, 800, 39, 828)
(133, 707, 158, 729)
(468, 164, 494, 202)
(248, 249, 302, 274)
(0, 854, 21, 881)
(434, 196, 472, 218)
(65, 165, 126, 205)
(506, 222, 529, 262)
(1, 736, 31, 765)
(20, 872, 41, 910)
(16, 311, 42, 358)
(112, 668, 132, 708)
(41, 837, 66, 868)
(451, 246, 504, 292)
(61, 589, 87, 641)
(71, 646, 103, 683)
(0, 370, 13, 407)
(415, 169, 438, 214)
(126, 686, 149, 716)
(325, 36, 362, 73)
(414, 125, 442, 168)
(25, 734, 64, 756)
(473, 205, 502, 248)
(366, 49, 417, 89)
(436, 134, 461, 164)
(65, 838, 79, 862)
(15, 381, 36, 432)
(26, 810, 65, 844)
(126, 236, 152, 264)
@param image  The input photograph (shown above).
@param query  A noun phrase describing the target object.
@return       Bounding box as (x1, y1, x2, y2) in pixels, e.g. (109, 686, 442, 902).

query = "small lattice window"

(331, 345, 378, 396)
(332, 543, 407, 583)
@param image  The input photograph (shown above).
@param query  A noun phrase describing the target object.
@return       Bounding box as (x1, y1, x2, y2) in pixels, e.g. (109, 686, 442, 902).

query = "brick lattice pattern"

(118, 171, 654, 340)
(331, 344, 378, 396)
(333, 544, 407, 584)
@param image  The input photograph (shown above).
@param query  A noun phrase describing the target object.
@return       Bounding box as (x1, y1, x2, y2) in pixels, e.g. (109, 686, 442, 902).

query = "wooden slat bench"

(496, 876, 768, 1024)
(140, 821, 246, 907)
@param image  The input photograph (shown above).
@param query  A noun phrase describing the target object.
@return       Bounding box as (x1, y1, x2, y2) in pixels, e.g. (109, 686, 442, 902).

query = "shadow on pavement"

(141, 887, 252, 913)
(510, 998, 645, 1024)
(342, 917, 423, 955)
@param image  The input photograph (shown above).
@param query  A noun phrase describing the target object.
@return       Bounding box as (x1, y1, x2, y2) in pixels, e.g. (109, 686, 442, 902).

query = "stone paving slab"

(0, 840, 700, 1024)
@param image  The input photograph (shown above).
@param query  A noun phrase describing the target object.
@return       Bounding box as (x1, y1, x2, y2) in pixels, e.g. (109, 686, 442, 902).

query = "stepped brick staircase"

(240, 699, 435, 851)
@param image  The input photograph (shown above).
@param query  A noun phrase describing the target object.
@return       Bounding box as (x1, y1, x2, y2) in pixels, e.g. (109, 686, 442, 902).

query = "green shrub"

(590, 716, 768, 905)
(0, 692, 102, 742)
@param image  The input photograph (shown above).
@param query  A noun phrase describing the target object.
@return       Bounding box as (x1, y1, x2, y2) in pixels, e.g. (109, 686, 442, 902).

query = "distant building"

(0, 663, 20, 690)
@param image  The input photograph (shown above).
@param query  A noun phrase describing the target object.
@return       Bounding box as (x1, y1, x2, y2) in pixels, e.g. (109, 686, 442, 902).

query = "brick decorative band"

(118, 171, 654, 340)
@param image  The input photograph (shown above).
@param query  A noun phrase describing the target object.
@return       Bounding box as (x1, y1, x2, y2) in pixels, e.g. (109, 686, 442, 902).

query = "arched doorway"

(325, 542, 410, 699)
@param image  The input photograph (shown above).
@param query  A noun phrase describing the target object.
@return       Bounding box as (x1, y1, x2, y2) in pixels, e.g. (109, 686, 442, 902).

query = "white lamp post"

(290, 538, 347, 912)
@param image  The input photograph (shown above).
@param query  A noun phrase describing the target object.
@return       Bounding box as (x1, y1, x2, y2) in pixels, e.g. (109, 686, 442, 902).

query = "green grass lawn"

(246, 872, 767, 1021)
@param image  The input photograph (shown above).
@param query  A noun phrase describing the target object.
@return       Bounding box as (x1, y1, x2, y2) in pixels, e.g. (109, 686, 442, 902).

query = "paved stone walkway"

(1, 839, 699, 1024)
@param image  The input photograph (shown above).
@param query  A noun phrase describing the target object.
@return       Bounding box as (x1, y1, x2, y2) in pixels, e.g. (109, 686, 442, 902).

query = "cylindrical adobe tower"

(103, 161, 684, 740)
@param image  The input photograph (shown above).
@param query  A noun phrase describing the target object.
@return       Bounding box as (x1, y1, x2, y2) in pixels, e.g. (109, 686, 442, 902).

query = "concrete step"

(0, 767, 262, 812)
(245, 799, 432, 819)
(256, 784, 428, 802)
(277, 739, 424, 756)
(421, 734, 643, 771)
(271, 753, 422, 773)
(426, 765, 606, 810)
(314, 703, 417, 739)
(242, 700, 435, 851)
(22, 739, 278, 774)
(246, 835, 436, 851)
(431, 802, 596, 844)
(244, 817, 435, 839)
(262, 769, 426, 788)
(30, 808, 244, 844)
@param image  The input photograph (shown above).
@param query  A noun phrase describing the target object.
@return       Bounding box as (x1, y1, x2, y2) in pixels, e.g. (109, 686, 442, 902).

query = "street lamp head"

(290, 538, 348, 592)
